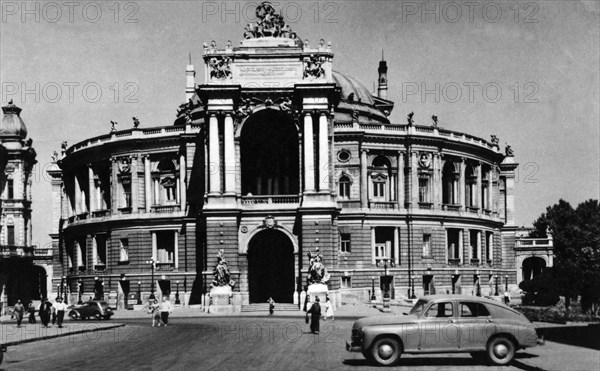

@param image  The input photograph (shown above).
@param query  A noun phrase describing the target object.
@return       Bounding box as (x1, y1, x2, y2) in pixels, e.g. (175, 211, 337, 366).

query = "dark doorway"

(247, 229, 295, 303)
(241, 109, 299, 196)
(522, 256, 547, 281)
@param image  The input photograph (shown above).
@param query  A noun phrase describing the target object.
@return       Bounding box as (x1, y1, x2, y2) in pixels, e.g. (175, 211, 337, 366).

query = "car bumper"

(346, 341, 362, 353)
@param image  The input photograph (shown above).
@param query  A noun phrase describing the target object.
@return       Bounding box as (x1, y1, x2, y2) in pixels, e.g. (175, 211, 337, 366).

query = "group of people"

(148, 297, 173, 326)
(305, 296, 334, 334)
(9, 297, 67, 328)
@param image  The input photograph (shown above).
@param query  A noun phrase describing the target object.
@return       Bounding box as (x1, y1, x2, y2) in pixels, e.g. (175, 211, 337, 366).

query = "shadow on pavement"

(541, 324, 600, 350)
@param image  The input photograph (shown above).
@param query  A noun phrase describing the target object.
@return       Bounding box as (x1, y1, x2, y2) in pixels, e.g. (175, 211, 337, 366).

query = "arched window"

(371, 155, 392, 201)
(442, 161, 458, 205)
(153, 159, 178, 205)
(338, 175, 351, 199)
(465, 165, 476, 208)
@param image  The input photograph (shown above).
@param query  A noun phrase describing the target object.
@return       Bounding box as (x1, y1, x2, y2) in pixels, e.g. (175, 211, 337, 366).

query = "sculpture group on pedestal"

(307, 248, 330, 285)
(211, 249, 235, 288)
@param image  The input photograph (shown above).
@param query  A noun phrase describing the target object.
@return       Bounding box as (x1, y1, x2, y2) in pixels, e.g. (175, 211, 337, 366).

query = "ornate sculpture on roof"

(244, 2, 293, 39)
(208, 56, 232, 80)
(505, 143, 514, 156)
(407, 111, 415, 125)
(212, 249, 235, 288)
(60, 141, 68, 156)
(490, 135, 500, 146)
(132, 117, 140, 128)
(304, 54, 325, 79)
(51, 151, 59, 163)
(431, 115, 438, 127)
(307, 247, 330, 285)
(110, 121, 118, 132)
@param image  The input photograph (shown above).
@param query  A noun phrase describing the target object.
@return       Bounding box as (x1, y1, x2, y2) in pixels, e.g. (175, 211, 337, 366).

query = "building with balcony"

(47, 2, 522, 308)
(0, 100, 47, 310)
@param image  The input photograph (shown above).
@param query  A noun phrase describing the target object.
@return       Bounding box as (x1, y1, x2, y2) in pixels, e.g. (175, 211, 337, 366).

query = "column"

(397, 152, 404, 209)
(111, 159, 118, 212)
(208, 113, 221, 194)
(459, 159, 466, 208)
(88, 165, 95, 213)
(432, 154, 440, 208)
(318, 112, 329, 191)
(74, 174, 81, 214)
(179, 153, 187, 210)
(223, 113, 236, 195)
(144, 156, 152, 212)
(371, 227, 376, 265)
(393, 227, 399, 265)
(411, 152, 419, 207)
(303, 112, 315, 192)
(151, 232, 157, 261)
(131, 156, 139, 212)
(458, 229, 464, 265)
(488, 169, 494, 212)
(174, 231, 179, 269)
(360, 149, 368, 208)
(476, 162, 482, 210)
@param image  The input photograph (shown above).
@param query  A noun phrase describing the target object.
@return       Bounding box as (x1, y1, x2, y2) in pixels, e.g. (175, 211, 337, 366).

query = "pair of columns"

(206, 110, 330, 196)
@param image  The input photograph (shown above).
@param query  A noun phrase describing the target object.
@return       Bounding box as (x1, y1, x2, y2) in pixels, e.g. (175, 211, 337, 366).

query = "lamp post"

(64, 276, 69, 304)
(145, 258, 156, 300)
(475, 270, 481, 297)
(494, 274, 499, 296)
(376, 257, 395, 312)
(61, 276, 65, 299)
(452, 269, 458, 294)
(137, 281, 142, 305)
(410, 275, 415, 299)
(77, 280, 83, 304)
(175, 280, 181, 305)
(370, 276, 376, 301)
(505, 275, 508, 292)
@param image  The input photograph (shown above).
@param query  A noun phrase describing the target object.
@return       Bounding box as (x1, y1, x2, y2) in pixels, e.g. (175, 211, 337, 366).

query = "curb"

(3, 323, 126, 347)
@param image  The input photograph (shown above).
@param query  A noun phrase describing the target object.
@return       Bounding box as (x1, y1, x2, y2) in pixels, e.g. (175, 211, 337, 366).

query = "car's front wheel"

(370, 337, 401, 366)
(487, 336, 516, 365)
(68, 311, 80, 320)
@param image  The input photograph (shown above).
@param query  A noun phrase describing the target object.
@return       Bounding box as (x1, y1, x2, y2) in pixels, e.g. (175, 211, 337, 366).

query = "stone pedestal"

(306, 283, 329, 303)
(208, 286, 234, 314)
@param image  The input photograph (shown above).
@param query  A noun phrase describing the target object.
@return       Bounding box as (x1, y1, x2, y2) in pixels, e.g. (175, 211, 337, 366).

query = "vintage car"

(68, 300, 113, 320)
(347, 295, 543, 366)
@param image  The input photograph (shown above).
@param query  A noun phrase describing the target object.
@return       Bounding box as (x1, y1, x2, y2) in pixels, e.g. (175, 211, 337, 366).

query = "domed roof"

(1, 100, 28, 139)
(332, 71, 375, 106)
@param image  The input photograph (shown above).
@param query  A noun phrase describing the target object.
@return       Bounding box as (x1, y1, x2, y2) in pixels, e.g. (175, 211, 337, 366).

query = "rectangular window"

(486, 232, 493, 263)
(339, 181, 350, 199)
(156, 231, 175, 263)
(419, 178, 429, 203)
(119, 238, 129, 262)
(423, 275, 434, 295)
(373, 181, 385, 198)
(425, 302, 453, 318)
(341, 276, 352, 289)
(95, 235, 107, 268)
(7, 225, 15, 245)
(79, 238, 87, 268)
(470, 230, 479, 260)
(7, 179, 14, 199)
(422, 234, 431, 257)
(340, 233, 351, 253)
(374, 227, 395, 261)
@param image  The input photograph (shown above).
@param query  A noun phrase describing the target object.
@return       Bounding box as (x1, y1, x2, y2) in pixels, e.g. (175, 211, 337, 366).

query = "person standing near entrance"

(39, 298, 52, 327)
(54, 297, 67, 328)
(12, 300, 25, 327)
(27, 301, 36, 324)
(267, 297, 275, 315)
(307, 296, 321, 334)
(160, 296, 173, 326)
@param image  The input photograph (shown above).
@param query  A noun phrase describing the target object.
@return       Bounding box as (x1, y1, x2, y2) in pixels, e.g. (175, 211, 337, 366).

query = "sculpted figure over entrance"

(212, 249, 235, 288)
(307, 247, 330, 285)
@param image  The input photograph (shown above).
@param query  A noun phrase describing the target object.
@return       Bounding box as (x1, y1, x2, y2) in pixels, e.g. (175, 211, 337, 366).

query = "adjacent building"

(47, 2, 526, 309)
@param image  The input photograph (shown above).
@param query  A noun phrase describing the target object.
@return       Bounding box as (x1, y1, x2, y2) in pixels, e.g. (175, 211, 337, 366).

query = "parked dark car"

(68, 300, 113, 320)
(347, 295, 544, 366)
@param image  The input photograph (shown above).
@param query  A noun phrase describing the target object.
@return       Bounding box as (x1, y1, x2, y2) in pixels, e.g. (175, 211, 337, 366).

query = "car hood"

(353, 314, 419, 329)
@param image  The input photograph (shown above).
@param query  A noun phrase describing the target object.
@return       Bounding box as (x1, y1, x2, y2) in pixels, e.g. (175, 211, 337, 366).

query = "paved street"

(2, 317, 598, 371)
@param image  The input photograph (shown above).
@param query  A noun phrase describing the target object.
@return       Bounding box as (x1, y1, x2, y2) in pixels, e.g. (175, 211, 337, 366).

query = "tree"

(528, 199, 600, 312)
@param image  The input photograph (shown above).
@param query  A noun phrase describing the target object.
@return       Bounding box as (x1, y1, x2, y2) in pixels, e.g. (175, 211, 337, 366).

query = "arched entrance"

(522, 256, 546, 281)
(240, 109, 299, 196)
(247, 229, 295, 303)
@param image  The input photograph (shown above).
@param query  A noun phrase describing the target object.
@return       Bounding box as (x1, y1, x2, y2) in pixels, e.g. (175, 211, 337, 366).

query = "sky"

(1, 0, 599, 248)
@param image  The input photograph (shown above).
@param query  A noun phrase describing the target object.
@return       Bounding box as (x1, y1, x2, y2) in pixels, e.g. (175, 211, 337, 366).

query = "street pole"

(370, 277, 376, 301)
(175, 280, 181, 305)
(146, 259, 156, 300)
(505, 275, 508, 292)
(137, 281, 142, 305)
(77, 280, 82, 304)
(494, 274, 499, 296)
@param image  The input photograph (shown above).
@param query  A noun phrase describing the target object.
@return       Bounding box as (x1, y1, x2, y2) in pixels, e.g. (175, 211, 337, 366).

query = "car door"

(457, 301, 496, 351)
(418, 301, 459, 352)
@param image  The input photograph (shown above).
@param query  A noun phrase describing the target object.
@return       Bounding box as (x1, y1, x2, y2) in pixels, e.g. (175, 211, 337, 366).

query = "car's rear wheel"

(487, 336, 516, 365)
(69, 311, 80, 320)
(370, 337, 401, 366)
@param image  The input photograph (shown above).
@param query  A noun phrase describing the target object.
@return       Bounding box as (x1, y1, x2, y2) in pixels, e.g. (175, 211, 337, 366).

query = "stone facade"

(47, 3, 522, 309)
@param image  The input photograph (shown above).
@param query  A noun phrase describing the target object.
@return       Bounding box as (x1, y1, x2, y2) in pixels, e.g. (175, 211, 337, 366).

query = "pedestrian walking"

(160, 296, 173, 326)
(12, 300, 25, 327)
(306, 296, 322, 334)
(324, 297, 334, 321)
(504, 291, 511, 305)
(51, 300, 57, 325)
(39, 298, 52, 327)
(267, 297, 275, 315)
(27, 301, 36, 324)
(148, 299, 161, 326)
(54, 297, 67, 328)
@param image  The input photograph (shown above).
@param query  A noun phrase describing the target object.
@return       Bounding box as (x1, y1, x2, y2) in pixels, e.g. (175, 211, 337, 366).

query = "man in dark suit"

(307, 297, 322, 334)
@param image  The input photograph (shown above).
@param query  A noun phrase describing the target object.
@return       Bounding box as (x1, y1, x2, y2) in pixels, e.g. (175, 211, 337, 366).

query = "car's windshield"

(409, 299, 428, 316)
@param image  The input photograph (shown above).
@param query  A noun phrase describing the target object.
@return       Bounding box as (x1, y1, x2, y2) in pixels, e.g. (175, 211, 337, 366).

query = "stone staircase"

(241, 303, 300, 312)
